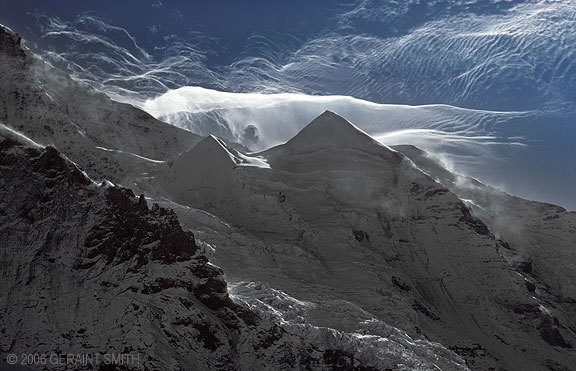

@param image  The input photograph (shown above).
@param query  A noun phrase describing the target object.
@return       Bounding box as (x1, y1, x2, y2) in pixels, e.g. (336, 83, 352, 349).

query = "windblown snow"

(2, 22, 576, 371)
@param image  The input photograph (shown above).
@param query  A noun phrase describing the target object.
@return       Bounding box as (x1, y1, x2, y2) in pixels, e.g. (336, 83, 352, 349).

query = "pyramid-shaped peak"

(284, 110, 380, 153)
(309, 110, 356, 129)
(162, 134, 241, 205)
(194, 135, 237, 157)
(173, 135, 238, 172)
(201, 134, 228, 148)
(318, 110, 344, 119)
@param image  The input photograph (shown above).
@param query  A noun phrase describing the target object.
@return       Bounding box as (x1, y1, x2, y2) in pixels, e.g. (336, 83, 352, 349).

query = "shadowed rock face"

(0, 125, 401, 370)
(0, 25, 469, 371)
(3, 19, 576, 370)
(0, 26, 26, 61)
(0, 131, 239, 346)
(85, 187, 198, 267)
(0, 133, 209, 365)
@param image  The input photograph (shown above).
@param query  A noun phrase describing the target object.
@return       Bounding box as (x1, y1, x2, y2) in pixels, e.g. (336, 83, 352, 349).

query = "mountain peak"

(176, 135, 238, 171)
(283, 110, 381, 153)
(0, 24, 26, 60)
(162, 135, 240, 205)
(203, 134, 228, 148)
(317, 109, 344, 119)
(309, 110, 357, 130)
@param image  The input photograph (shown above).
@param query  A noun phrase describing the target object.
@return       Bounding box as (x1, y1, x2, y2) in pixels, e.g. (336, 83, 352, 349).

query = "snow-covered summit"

(161, 134, 270, 206)
(258, 110, 403, 174)
(177, 135, 239, 170)
(154, 109, 576, 370)
(162, 135, 238, 204)
(4, 117, 461, 371)
(283, 110, 383, 153)
(3, 22, 576, 371)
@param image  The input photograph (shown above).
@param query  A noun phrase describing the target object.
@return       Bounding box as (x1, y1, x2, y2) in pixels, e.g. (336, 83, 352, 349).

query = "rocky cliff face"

(0, 122, 468, 370)
(2, 22, 576, 371)
(0, 126, 238, 370)
(0, 26, 26, 62)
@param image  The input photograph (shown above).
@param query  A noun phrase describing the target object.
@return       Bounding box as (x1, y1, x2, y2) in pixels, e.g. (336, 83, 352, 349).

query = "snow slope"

(153, 111, 576, 370)
(0, 24, 201, 185)
(394, 144, 576, 302)
(0, 121, 472, 371)
(2, 22, 576, 371)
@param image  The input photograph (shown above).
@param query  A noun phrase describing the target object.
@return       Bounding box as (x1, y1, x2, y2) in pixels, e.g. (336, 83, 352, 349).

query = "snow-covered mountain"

(142, 87, 576, 211)
(4, 1, 576, 209)
(2, 123, 472, 371)
(393, 144, 576, 303)
(0, 24, 469, 371)
(1, 23, 576, 371)
(155, 110, 576, 370)
(0, 25, 202, 185)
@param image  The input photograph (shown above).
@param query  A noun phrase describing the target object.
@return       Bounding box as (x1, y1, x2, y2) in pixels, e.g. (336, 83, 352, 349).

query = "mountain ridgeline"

(1, 24, 576, 371)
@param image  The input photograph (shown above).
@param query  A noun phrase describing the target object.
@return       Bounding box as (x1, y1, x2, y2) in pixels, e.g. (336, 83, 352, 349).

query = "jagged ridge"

(0, 24, 201, 184)
(1, 122, 438, 370)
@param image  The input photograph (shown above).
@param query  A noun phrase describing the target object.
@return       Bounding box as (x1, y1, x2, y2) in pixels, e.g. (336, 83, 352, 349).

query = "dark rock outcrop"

(0, 126, 396, 370)
(0, 26, 26, 61)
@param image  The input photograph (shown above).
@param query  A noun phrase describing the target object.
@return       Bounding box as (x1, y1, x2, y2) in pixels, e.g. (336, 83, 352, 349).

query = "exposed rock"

(0, 26, 26, 61)
(3, 21, 576, 370)
(1, 124, 461, 370)
(538, 316, 571, 349)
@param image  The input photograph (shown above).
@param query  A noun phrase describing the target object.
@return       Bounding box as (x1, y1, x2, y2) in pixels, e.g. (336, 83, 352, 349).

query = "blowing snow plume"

(142, 87, 576, 210)
(3, 0, 575, 208)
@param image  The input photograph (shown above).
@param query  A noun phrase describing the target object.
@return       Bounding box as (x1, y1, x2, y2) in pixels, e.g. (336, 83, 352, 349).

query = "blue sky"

(2, 0, 576, 209)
